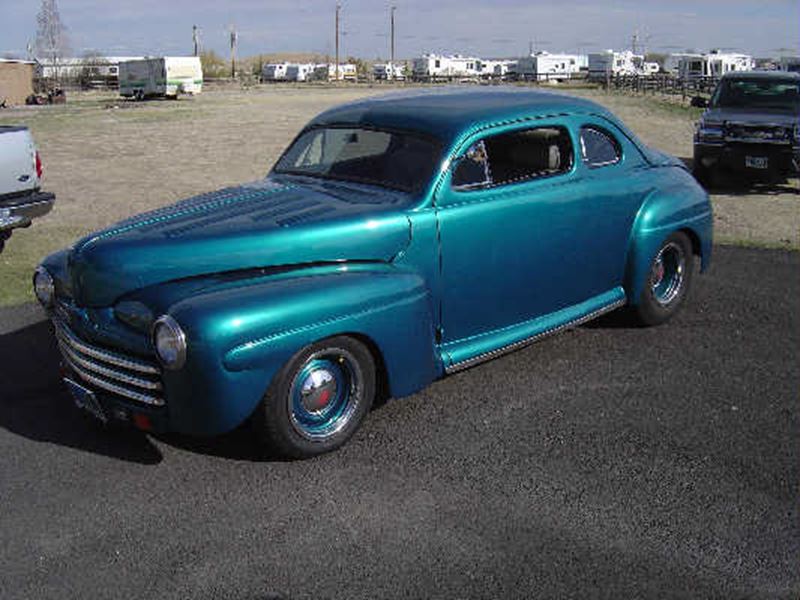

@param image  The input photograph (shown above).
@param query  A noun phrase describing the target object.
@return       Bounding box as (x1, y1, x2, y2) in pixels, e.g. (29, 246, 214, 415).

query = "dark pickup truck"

(692, 71, 799, 184)
(0, 126, 55, 251)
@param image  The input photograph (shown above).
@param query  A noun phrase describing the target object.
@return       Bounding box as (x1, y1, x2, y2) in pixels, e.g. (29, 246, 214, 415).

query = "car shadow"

(0, 317, 163, 464)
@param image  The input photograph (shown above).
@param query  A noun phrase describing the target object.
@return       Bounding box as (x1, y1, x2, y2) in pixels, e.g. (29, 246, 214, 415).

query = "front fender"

(624, 169, 713, 305)
(163, 265, 438, 435)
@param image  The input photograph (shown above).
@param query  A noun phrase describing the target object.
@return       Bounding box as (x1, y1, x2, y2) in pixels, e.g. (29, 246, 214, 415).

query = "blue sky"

(1, 0, 798, 59)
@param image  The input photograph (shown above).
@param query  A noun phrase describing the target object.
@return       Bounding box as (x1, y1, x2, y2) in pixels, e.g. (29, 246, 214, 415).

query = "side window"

(452, 126, 574, 191)
(580, 126, 621, 168)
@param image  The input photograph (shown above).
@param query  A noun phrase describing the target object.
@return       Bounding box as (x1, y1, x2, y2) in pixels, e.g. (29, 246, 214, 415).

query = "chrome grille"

(54, 320, 164, 406)
(725, 123, 791, 144)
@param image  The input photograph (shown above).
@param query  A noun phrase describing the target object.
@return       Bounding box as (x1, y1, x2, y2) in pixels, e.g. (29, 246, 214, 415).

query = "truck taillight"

(35, 151, 43, 179)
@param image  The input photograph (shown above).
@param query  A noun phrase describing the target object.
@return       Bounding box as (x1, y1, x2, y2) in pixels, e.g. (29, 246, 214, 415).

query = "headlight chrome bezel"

(151, 314, 187, 371)
(696, 120, 724, 142)
(33, 266, 55, 308)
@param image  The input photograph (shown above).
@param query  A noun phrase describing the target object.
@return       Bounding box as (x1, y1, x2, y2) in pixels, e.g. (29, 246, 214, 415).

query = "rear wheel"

(253, 336, 375, 459)
(633, 231, 695, 327)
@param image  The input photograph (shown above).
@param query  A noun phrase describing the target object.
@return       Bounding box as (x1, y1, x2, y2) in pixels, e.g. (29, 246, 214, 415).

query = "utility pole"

(632, 30, 639, 55)
(390, 5, 396, 79)
(529, 39, 533, 56)
(192, 25, 199, 56)
(229, 25, 237, 79)
(335, 4, 341, 82)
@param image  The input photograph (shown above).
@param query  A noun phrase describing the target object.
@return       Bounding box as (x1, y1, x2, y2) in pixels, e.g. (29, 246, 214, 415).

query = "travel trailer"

(412, 54, 482, 80)
(678, 51, 754, 80)
(513, 52, 584, 81)
(284, 63, 317, 82)
(119, 57, 202, 99)
(262, 63, 289, 81)
(588, 50, 645, 79)
(373, 63, 406, 80)
(312, 63, 358, 82)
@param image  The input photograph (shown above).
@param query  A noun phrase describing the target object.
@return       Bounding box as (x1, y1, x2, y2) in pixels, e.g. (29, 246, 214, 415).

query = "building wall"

(0, 62, 35, 106)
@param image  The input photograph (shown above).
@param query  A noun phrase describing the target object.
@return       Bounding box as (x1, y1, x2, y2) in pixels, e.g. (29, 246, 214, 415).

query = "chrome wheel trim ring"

(651, 241, 686, 306)
(288, 348, 363, 442)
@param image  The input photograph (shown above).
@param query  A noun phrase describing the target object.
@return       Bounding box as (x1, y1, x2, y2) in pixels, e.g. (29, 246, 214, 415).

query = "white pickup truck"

(0, 126, 55, 252)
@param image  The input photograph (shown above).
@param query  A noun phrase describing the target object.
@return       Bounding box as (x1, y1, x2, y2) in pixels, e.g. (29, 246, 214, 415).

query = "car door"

(435, 120, 591, 346)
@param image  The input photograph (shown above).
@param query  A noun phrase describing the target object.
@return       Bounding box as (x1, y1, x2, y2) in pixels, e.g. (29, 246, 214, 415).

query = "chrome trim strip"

(54, 321, 160, 374)
(62, 357, 164, 406)
(445, 298, 626, 375)
(57, 339, 162, 391)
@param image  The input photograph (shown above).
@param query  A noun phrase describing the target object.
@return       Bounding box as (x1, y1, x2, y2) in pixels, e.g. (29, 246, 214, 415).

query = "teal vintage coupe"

(35, 88, 712, 458)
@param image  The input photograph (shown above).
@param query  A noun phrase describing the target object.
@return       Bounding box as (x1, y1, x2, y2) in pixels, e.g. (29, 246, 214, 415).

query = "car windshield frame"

(711, 77, 800, 111)
(272, 124, 444, 194)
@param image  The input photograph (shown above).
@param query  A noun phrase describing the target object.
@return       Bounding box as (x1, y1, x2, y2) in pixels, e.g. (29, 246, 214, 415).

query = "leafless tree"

(34, 0, 70, 86)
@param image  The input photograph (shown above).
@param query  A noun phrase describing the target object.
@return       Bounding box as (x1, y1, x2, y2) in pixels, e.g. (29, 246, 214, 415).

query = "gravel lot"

(0, 83, 797, 305)
(1, 246, 797, 599)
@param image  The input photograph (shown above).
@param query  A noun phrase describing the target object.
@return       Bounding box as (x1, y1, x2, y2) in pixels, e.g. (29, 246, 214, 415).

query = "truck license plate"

(64, 377, 107, 423)
(745, 156, 768, 169)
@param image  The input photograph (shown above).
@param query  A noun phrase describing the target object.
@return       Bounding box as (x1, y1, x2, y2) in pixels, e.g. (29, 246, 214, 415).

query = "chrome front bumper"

(0, 191, 55, 232)
(53, 319, 165, 406)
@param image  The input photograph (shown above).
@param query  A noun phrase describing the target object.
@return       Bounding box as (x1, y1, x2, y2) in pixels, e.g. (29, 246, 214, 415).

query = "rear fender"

(624, 170, 713, 305)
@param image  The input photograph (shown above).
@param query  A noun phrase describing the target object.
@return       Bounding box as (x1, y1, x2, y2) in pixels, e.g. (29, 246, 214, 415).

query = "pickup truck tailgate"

(0, 126, 38, 196)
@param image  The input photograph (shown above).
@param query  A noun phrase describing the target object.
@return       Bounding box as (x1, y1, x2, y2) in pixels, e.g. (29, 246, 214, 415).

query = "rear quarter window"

(580, 126, 622, 168)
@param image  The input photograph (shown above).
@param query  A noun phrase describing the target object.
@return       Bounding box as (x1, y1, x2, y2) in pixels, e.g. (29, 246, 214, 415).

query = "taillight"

(35, 151, 43, 179)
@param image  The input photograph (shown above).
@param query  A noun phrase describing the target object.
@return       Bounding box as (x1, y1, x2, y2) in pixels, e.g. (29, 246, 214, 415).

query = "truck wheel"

(633, 231, 695, 327)
(253, 336, 376, 459)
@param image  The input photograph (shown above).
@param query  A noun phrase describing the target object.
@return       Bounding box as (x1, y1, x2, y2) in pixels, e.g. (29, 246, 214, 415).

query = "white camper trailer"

(119, 57, 202, 99)
(311, 63, 357, 82)
(284, 63, 317, 82)
(412, 54, 481, 80)
(588, 50, 645, 79)
(373, 63, 406, 80)
(513, 52, 583, 81)
(678, 51, 754, 81)
(262, 63, 289, 81)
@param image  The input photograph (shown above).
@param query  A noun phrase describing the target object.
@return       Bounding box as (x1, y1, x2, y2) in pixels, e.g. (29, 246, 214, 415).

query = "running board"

(444, 298, 626, 375)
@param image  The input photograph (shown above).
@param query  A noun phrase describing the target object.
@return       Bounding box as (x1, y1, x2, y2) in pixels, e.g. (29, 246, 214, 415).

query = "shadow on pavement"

(0, 317, 163, 464)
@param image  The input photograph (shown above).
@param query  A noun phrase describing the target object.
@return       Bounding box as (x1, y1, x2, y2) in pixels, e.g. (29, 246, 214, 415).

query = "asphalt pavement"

(0, 245, 797, 600)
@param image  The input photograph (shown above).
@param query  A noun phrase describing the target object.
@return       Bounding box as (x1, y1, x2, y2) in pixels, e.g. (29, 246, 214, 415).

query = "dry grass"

(0, 84, 797, 306)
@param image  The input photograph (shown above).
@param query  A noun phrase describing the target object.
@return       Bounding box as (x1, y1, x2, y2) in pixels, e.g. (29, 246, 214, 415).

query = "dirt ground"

(0, 83, 797, 306)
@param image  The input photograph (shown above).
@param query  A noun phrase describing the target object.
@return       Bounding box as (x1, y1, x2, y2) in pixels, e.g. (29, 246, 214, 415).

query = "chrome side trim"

(57, 340, 163, 391)
(55, 321, 160, 374)
(62, 357, 164, 406)
(444, 298, 626, 375)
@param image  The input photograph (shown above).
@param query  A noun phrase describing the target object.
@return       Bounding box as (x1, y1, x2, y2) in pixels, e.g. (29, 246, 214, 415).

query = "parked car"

(0, 126, 55, 252)
(35, 88, 713, 458)
(692, 71, 800, 184)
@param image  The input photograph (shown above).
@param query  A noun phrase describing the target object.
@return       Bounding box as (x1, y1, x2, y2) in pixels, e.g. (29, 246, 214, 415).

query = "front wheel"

(633, 231, 695, 327)
(253, 336, 376, 459)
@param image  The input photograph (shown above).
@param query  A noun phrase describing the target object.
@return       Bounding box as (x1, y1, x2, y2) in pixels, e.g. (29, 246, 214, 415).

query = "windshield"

(712, 78, 800, 110)
(273, 126, 442, 193)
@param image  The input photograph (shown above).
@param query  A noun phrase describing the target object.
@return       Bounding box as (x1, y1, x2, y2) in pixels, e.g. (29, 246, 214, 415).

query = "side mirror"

(690, 96, 709, 108)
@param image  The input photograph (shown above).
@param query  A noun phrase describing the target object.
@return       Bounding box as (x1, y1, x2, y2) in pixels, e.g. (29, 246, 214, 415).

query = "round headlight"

(152, 315, 187, 370)
(33, 266, 55, 308)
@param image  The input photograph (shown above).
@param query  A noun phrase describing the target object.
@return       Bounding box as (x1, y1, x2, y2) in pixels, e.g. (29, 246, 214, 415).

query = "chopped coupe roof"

(307, 86, 614, 144)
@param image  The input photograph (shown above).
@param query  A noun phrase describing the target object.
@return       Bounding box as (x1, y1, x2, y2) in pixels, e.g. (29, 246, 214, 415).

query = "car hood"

(702, 107, 799, 126)
(65, 177, 413, 307)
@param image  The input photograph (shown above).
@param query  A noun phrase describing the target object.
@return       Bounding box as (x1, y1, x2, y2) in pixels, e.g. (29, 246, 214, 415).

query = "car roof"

(307, 86, 614, 145)
(721, 70, 800, 81)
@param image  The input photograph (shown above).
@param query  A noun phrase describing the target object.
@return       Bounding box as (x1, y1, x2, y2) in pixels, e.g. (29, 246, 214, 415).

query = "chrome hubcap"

(288, 349, 362, 441)
(651, 242, 685, 306)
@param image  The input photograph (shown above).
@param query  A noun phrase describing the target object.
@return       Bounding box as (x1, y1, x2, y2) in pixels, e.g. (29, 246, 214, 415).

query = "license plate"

(745, 156, 768, 169)
(64, 377, 107, 423)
